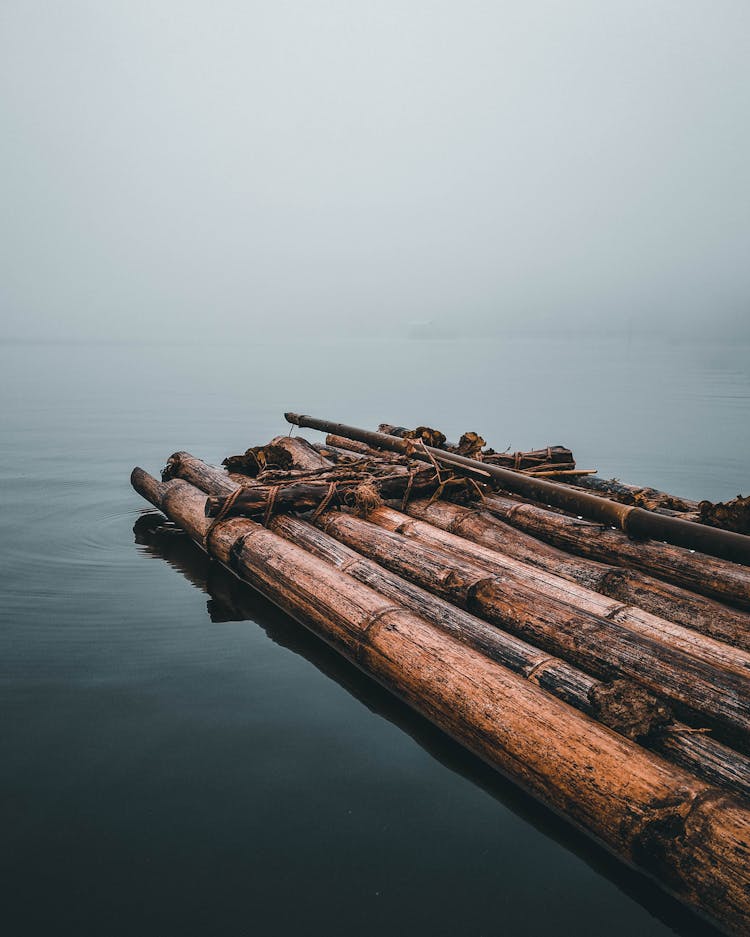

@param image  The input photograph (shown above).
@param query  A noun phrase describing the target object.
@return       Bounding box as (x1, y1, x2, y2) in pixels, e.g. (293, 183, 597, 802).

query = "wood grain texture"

(485, 493, 750, 608)
(319, 510, 750, 743)
(130, 466, 750, 934)
(402, 498, 750, 649)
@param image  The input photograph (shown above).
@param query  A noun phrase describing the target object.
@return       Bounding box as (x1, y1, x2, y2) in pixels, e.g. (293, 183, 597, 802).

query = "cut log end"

(588, 680, 673, 740)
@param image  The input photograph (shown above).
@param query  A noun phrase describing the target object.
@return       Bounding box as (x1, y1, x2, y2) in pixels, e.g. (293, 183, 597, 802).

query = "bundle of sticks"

(132, 415, 750, 935)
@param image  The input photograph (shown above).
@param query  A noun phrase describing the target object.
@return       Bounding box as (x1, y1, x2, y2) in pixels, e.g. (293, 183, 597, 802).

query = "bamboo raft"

(131, 414, 750, 935)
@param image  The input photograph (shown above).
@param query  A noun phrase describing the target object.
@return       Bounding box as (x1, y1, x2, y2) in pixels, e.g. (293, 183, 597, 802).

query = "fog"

(2, 1, 749, 343)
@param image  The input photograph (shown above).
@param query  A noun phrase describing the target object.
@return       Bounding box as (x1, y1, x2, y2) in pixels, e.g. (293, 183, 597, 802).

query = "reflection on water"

(2, 337, 746, 937)
(132, 512, 720, 937)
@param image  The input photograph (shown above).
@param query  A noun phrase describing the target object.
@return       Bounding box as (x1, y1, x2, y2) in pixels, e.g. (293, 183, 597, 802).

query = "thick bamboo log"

(286, 413, 750, 566)
(567, 475, 699, 514)
(272, 513, 750, 799)
(140, 455, 750, 793)
(400, 499, 750, 651)
(316, 511, 750, 742)
(130, 467, 750, 933)
(268, 514, 669, 737)
(223, 435, 334, 476)
(203, 471, 433, 518)
(369, 506, 750, 678)
(163, 452, 239, 494)
(484, 494, 750, 610)
(156, 453, 750, 732)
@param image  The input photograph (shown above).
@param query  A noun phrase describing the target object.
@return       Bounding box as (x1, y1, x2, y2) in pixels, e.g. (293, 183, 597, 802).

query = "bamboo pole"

(267, 515, 670, 737)
(130, 467, 750, 933)
(566, 475, 700, 514)
(149, 455, 750, 787)
(160, 452, 750, 739)
(315, 510, 750, 742)
(271, 512, 750, 799)
(285, 413, 750, 566)
(151, 453, 750, 792)
(484, 494, 750, 610)
(397, 499, 750, 651)
(367, 506, 750, 678)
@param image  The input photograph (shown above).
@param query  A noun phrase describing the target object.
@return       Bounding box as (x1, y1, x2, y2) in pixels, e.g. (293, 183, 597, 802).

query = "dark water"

(2, 337, 748, 937)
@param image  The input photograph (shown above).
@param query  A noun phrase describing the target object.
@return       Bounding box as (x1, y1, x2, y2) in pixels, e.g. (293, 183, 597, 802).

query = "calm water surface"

(2, 336, 748, 936)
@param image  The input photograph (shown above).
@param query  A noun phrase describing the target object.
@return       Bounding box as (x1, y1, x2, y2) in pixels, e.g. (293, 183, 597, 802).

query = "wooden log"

(700, 495, 750, 536)
(223, 435, 334, 476)
(377, 424, 575, 468)
(484, 494, 750, 609)
(401, 499, 750, 651)
(271, 513, 750, 799)
(567, 475, 700, 514)
(154, 457, 750, 731)
(130, 467, 750, 933)
(316, 511, 750, 742)
(163, 452, 239, 494)
(137, 457, 750, 794)
(524, 468, 596, 478)
(287, 413, 750, 566)
(201, 469, 463, 519)
(325, 434, 407, 463)
(369, 506, 750, 679)
(269, 514, 669, 737)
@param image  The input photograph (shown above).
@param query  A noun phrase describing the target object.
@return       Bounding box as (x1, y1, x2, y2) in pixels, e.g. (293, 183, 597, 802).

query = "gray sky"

(2, 1, 749, 342)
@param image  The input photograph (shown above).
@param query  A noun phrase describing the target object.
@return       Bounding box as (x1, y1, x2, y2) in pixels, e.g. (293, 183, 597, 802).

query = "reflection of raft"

(131, 414, 750, 934)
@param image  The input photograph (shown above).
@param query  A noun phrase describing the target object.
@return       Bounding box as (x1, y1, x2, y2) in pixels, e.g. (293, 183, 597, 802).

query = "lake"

(2, 334, 747, 936)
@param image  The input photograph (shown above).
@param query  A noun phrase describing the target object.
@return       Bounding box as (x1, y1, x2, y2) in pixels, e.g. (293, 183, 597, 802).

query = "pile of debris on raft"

(131, 415, 750, 936)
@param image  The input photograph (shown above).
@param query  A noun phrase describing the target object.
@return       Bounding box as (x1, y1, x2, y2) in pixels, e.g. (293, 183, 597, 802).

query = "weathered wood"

(152, 454, 750, 731)
(377, 424, 575, 468)
(325, 435, 407, 463)
(137, 456, 750, 794)
(272, 513, 750, 799)
(223, 435, 334, 476)
(202, 470, 435, 519)
(269, 514, 669, 738)
(287, 413, 750, 566)
(700, 495, 750, 536)
(130, 467, 750, 934)
(402, 499, 750, 651)
(370, 506, 750, 678)
(163, 452, 239, 494)
(484, 494, 750, 609)
(317, 510, 750, 742)
(567, 475, 699, 514)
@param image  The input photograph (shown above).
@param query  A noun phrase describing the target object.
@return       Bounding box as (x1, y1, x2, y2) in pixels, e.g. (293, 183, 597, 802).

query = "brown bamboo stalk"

(271, 512, 750, 799)
(287, 413, 750, 566)
(400, 499, 750, 651)
(567, 475, 700, 513)
(130, 467, 750, 933)
(316, 510, 750, 743)
(325, 434, 406, 462)
(368, 506, 750, 679)
(268, 514, 669, 736)
(159, 453, 750, 734)
(144, 455, 750, 790)
(525, 468, 597, 478)
(485, 493, 750, 609)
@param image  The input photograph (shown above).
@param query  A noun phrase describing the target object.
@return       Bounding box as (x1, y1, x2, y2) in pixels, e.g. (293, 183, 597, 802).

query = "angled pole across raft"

(284, 413, 750, 566)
